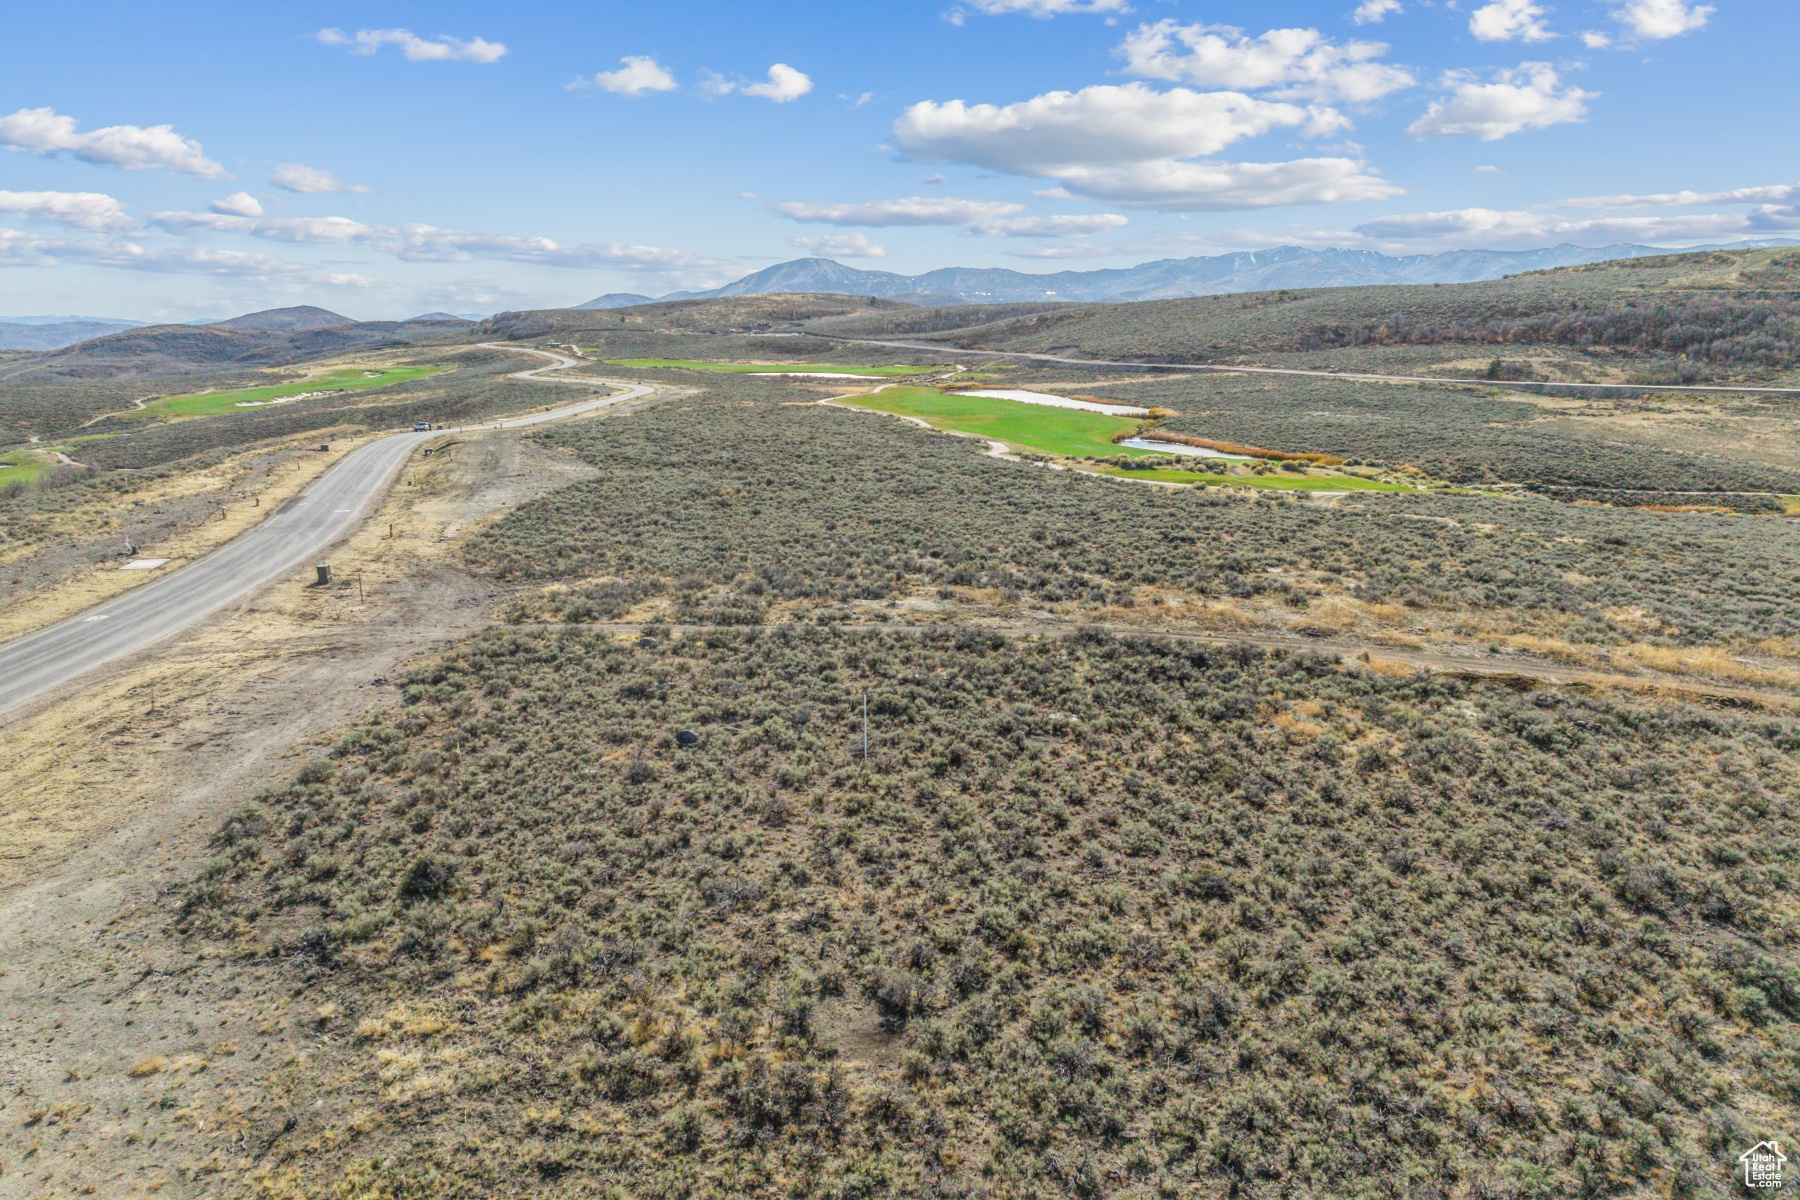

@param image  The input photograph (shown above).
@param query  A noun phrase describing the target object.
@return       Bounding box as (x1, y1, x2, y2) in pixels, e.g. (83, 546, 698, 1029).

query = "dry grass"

(1618, 642, 1800, 688)
(0, 428, 593, 892)
(0, 434, 371, 644)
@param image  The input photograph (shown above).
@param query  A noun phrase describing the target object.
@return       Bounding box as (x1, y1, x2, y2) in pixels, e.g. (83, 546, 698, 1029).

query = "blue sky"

(1, 0, 1791, 320)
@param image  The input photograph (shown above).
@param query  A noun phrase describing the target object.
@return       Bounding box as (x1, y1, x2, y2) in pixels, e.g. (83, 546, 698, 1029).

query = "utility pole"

(861, 693, 868, 763)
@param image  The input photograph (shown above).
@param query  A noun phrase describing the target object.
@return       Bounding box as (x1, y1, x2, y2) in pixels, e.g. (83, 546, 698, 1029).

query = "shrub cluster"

(1132, 374, 1800, 497)
(186, 627, 1800, 1198)
(466, 380, 1800, 644)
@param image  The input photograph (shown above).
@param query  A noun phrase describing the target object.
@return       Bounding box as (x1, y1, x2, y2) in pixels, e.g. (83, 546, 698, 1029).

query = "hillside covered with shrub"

(188, 626, 1800, 1199)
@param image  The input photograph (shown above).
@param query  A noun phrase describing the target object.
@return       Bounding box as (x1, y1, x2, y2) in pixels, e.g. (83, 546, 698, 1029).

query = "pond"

(954, 388, 1149, 417)
(1117, 436, 1251, 460)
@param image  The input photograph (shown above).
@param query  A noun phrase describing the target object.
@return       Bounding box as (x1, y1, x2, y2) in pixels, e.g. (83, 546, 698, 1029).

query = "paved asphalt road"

(0, 347, 647, 714)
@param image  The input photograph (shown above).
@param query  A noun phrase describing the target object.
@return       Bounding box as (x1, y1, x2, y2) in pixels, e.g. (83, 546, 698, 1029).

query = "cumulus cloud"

(0, 190, 132, 232)
(1047, 158, 1402, 211)
(788, 233, 888, 257)
(1612, 0, 1713, 39)
(1469, 0, 1554, 42)
(316, 28, 507, 63)
(896, 84, 1315, 174)
(1582, 31, 1614, 47)
(1407, 64, 1593, 141)
(0, 107, 227, 178)
(703, 63, 813, 103)
(1117, 22, 1415, 103)
(741, 64, 813, 103)
(270, 163, 370, 194)
(772, 196, 1027, 226)
(893, 82, 1396, 210)
(1351, 0, 1403, 24)
(209, 192, 264, 217)
(574, 56, 679, 96)
(958, 0, 1133, 16)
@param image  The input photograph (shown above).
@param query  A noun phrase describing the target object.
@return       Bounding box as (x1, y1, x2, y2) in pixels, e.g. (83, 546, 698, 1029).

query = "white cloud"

(1581, 31, 1614, 47)
(0, 107, 227, 178)
(976, 213, 1130, 237)
(1047, 158, 1402, 210)
(1564, 182, 1800, 209)
(895, 83, 1313, 174)
(1612, 0, 1713, 39)
(1117, 22, 1415, 103)
(0, 190, 132, 232)
(961, 0, 1133, 15)
(772, 196, 1027, 226)
(316, 28, 507, 63)
(146, 206, 719, 273)
(575, 56, 679, 96)
(788, 233, 888, 258)
(1352, 205, 1800, 251)
(1351, 0, 1403, 24)
(209, 192, 264, 218)
(1469, 0, 1554, 42)
(150, 210, 378, 243)
(741, 64, 813, 103)
(390, 227, 713, 270)
(773, 195, 1129, 238)
(0, 226, 371, 281)
(1407, 64, 1593, 142)
(893, 82, 1396, 211)
(702, 64, 812, 102)
(269, 163, 370, 194)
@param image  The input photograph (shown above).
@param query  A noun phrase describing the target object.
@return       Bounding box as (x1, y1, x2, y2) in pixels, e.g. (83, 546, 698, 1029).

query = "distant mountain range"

(0, 317, 146, 351)
(17, 307, 476, 380)
(578, 240, 1800, 309)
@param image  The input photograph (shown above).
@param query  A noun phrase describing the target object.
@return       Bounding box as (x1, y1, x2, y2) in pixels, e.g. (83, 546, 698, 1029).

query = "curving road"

(0, 346, 646, 714)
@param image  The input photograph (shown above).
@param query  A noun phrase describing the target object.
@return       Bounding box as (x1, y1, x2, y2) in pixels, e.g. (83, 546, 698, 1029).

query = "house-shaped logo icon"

(1740, 1141, 1787, 1189)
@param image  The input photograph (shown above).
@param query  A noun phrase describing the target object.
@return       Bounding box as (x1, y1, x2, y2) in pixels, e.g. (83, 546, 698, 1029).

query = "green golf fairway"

(153, 365, 448, 417)
(840, 386, 1152, 459)
(0, 450, 55, 487)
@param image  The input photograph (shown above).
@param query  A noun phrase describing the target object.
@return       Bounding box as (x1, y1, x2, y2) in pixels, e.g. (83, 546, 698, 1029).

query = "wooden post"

(862, 693, 868, 763)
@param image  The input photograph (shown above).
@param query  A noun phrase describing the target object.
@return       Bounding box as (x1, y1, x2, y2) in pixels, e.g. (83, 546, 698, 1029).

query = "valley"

(0, 253, 1797, 1199)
